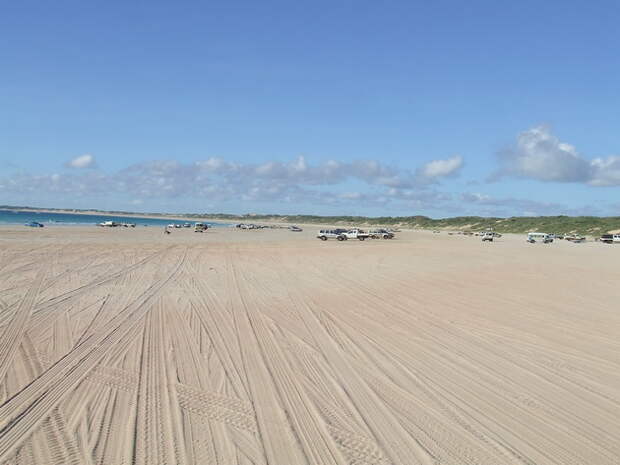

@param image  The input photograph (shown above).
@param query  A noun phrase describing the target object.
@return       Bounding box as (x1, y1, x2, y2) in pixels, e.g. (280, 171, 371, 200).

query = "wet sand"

(0, 226, 618, 464)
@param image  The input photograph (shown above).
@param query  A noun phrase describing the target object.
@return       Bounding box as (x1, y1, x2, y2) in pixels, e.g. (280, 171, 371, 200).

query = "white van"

(600, 234, 620, 244)
(527, 232, 553, 243)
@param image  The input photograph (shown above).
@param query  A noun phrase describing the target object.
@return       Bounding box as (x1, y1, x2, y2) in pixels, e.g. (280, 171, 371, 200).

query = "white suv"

(317, 229, 347, 241)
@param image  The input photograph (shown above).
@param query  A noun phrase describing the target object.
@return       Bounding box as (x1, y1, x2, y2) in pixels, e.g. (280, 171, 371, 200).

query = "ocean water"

(0, 209, 227, 227)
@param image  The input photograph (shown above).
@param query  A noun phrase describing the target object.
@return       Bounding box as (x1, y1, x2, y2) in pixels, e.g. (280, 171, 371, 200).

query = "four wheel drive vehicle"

(342, 229, 370, 241)
(194, 222, 208, 232)
(317, 229, 347, 241)
(288, 225, 303, 232)
(600, 234, 614, 243)
(370, 229, 395, 239)
(317, 228, 394, 242)
(25, 221, 44, 227)
(600, 234, 620, 243)
(527, 232, 553, 243)
(481, 232, 494, 242)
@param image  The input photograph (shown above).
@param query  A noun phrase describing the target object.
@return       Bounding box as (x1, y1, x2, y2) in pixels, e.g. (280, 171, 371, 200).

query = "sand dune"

(0, 226, 618, 464)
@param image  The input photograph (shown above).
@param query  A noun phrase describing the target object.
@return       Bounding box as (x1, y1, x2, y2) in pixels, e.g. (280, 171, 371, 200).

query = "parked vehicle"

(481, 232, 494, 242)
(183, 222, 192, 228)
(317, 229, 347, 241)
(25, 221, 44, 227)
(194, 222, 208, 232)
(600, 234, 620, 243)
(527, 232, 553, 243)
(99, 221, 120, 227)
(342, 229, 370, 241)
(369, 229, 394, 239)
(288, 225, 303, 232)
(238, 223, 260, 229)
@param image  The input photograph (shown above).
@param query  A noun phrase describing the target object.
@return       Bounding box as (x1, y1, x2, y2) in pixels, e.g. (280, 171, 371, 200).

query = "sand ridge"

(0, 226, 619, 464)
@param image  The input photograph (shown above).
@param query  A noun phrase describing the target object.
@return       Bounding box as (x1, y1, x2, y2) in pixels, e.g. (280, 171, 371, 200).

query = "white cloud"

(496, 126, 620, 186)
(589, 156, 620, 186)
(66, 154, 96, 169)
(0, 154, 462, 210)
(415, 155, 463, 184)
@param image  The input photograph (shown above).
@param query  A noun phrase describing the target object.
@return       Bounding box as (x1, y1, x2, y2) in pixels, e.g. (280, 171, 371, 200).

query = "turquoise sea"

(0, 209, 226, 227)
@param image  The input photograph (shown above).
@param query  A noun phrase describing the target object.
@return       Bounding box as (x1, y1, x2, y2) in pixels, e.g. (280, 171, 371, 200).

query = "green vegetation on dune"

(4, 206, 620, 235)
(196, 214, 620, 235)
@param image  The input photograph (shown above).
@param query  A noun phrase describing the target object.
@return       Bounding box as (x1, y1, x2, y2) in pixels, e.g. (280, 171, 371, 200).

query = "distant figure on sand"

(164, 227, 171, 235)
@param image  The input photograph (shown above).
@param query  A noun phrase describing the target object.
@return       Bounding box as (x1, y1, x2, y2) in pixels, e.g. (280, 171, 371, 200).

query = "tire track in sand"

(133, 299, 188, 465)
(0, 248, 186, 463)
(0, 270, 44, 386)
(271, 262, 435, 465)
(229, 250, 349, 465)
(223, 252, 307, 465)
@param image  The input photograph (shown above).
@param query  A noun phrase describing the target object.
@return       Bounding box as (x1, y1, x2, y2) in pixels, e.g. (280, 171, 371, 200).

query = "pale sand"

(0, 226, 618, 465)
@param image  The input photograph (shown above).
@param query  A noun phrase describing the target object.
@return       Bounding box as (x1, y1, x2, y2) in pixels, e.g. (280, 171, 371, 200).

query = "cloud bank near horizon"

(1, 125, 618, 216)
(0, 155, 462, 209)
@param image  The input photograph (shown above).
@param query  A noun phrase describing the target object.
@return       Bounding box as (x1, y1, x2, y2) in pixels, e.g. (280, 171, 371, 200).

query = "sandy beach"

(0, 225, 618, 465)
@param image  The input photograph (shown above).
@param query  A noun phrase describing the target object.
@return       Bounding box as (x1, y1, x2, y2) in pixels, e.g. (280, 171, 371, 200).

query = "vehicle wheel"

(383, 235, 388, 239)
(337, 236, 344, 241)
(359, 237, 365, 241)
(320, 236, 327, 241)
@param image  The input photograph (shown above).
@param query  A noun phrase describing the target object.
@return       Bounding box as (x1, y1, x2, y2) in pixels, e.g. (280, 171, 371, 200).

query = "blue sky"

(2, 0, 620, 217)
